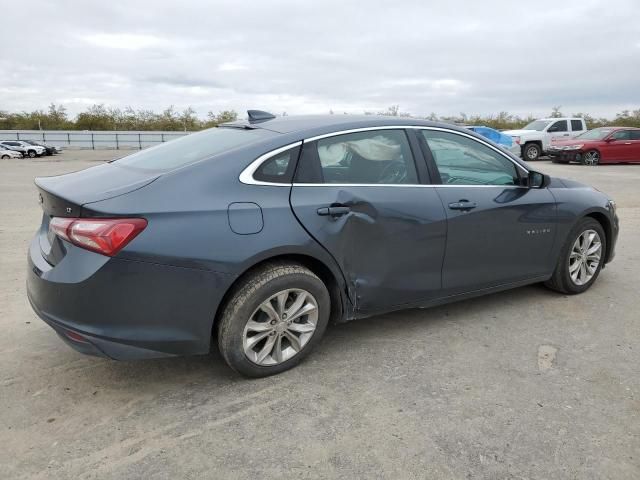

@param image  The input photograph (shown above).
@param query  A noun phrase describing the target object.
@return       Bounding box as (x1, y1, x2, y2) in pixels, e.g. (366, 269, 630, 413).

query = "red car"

(548, 127, 640, 165)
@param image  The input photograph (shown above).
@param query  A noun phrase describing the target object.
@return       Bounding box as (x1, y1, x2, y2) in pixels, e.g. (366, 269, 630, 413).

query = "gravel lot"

(1, 151, 638, 479)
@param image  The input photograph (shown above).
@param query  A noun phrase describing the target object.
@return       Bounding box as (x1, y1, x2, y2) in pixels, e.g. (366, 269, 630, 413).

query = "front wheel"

(217, 262, 330, 377)
(545, 218, 606, 294)
(523, 143, 541, 161)
(27, 150, 37, 158)
(582, 150, 600, 166)
(1, 155, 8, 159)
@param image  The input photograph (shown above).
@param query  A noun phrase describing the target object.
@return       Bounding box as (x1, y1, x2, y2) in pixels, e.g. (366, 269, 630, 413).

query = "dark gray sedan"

(27, 112, 619, 377)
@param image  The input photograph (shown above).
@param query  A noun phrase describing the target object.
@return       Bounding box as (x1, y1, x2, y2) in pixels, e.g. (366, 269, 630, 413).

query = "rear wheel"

(217, 262, 330, 377)
(545, 218, 606, 294)
(582, 150, 600, 166)
(1, 155, 8, 159)
(523, 143, 541, 161)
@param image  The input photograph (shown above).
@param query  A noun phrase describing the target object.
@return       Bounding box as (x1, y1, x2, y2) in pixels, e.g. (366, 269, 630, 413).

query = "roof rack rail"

(247, 110, 276, 123)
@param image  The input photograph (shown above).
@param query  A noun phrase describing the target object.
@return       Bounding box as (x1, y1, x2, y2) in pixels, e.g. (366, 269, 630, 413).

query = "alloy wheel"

(568, 229, 602, 286)
(243, 288, 319, 366)
(526, 145, 539, 160)
(583, 151, 600, 166)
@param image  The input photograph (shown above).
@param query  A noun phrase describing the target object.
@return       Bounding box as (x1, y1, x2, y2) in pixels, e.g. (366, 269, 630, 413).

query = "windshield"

(523, 120, 552, 131)
(576, 128, 614, 140)
(115, 127, 277, 171)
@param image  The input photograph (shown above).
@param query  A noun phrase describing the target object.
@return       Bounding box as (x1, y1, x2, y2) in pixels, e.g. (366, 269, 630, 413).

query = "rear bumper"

(27, 236, 234, 360)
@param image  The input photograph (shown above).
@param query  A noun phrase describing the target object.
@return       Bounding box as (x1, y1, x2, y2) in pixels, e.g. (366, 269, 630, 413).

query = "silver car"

(0, 148, 23, 159)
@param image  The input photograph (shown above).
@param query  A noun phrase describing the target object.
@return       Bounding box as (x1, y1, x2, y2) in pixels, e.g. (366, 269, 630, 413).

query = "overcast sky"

(1, 0, 639, 119)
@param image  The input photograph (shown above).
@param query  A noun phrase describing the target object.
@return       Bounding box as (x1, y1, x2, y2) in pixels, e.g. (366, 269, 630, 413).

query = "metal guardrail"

(0, 130, 190, 150)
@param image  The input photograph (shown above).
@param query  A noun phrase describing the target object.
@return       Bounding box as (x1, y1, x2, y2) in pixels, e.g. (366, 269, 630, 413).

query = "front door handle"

(317, 205, 351, 217)
(448, 200, 477, 211)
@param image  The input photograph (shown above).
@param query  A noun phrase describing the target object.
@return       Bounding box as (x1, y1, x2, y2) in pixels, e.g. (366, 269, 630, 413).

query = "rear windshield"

(115, 127, 277, 171)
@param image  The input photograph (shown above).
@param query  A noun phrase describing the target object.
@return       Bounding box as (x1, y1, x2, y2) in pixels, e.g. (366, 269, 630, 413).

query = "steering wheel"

(378, 161, 407, 184)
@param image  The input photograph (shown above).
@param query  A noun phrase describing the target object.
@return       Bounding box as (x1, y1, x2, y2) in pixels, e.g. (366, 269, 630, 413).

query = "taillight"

(49, 217, 147, 256)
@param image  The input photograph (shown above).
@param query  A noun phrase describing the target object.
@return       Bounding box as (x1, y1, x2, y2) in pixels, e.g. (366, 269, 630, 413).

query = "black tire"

(27, 150, 36, 158)
(523, 143, 541, 161)
(544, 218, 606, 294)
(217, 261, 330, 377)
(1, 155, 8, 159)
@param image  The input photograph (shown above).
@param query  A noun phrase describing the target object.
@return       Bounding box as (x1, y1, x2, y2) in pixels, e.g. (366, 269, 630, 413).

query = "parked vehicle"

(466, 125, 521, 157)
(504, 117, 587, 161)
(548, 127, 640, 165)
(22, 140, 61, 155)
(0, 147, 23, 159)
(0, 140, 46, 158)
(27, 112, 619, 377)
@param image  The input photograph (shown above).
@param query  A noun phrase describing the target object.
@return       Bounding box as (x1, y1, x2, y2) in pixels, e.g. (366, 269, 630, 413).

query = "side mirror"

(528, 171, 550, 189)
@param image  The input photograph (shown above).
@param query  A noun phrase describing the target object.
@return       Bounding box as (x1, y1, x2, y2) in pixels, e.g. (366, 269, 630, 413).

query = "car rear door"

(629, 130, 640, 162)
(290, 128, 447, 314)
(417, 128, 557, 295)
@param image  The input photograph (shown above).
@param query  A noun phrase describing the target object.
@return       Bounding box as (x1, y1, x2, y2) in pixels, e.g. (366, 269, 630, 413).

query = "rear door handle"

(317, 205, 351, 217)
(448, 200, 477, 211)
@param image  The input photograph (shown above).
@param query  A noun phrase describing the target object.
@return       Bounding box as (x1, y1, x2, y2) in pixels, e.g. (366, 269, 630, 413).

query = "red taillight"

(49, 217, 147, 256)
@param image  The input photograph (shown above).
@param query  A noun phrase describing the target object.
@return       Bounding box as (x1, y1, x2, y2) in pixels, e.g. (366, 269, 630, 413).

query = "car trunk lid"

(35, 162, 159, 265)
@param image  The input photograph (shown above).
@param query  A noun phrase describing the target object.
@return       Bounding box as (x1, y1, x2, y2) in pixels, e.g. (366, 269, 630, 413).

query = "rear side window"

(115, 127, 276, 171)
(253, 146, 300, 183)
(548, 120, 568, 132)
(630, 131, 640, 140)
(571, 120, 584, 131)
(295, 129, 418, 184)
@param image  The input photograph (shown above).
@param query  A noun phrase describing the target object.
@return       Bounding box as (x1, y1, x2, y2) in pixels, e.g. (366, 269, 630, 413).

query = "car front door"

(417, 128, 557, 295)
(547, 120, 571, 143)
(290, 128, 447, 314)
(604, 130, 634, 162)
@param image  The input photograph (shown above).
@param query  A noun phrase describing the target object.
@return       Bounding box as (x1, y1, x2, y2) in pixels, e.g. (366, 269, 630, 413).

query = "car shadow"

(82, 283, 552, 387)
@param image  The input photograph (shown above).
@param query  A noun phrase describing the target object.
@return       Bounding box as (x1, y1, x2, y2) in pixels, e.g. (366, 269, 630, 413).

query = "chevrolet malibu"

(27, 112, 619, 377)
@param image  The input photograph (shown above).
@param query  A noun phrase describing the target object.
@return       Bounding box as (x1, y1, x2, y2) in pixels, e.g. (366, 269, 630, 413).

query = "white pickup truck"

(503, 117, 587, 161)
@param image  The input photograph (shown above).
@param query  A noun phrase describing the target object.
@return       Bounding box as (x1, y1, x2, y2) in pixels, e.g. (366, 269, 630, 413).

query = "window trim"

(239, 126, 528, 186)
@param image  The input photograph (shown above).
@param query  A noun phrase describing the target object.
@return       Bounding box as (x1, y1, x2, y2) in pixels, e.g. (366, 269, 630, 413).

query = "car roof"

(222, 114, 443, 136)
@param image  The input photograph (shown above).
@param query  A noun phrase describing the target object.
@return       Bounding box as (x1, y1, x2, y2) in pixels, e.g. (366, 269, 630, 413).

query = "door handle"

(563, 133, 570, 136)
(624, 142, 632, 145)
(448, 200, 477, 211)
(317, 205, 351, 217)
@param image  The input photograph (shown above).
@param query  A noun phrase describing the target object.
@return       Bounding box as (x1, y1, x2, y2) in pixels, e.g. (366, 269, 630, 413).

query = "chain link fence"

(0, 130, 190, 149)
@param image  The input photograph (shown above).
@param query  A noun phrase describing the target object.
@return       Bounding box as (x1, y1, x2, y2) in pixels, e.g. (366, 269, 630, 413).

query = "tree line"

(1, 103, 639, 131)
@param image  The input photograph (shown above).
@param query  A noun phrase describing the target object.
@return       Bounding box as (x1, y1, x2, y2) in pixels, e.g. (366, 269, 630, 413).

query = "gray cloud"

(1, 0, 639, 118)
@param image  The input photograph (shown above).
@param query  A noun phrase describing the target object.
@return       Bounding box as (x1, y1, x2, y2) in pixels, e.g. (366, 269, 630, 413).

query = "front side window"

(296, 129, 418, 184)
(610, 130, 631, 140)
(548, 120, 568, 132)
(571, 120, 584, 131)
(420, 130, 519, 186)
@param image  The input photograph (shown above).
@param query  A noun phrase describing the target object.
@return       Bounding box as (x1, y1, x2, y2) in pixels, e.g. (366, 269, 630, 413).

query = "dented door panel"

(290, 185, 447, 313)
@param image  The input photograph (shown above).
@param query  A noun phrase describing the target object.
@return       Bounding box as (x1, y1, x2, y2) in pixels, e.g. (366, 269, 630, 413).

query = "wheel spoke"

(260, 301, 279, 321)
(245, 319, 272, 333)
(569, 259, 582, 274)
(276, 292, 288, 316)
(586, 242, 601, 255)
(287, 321, 316, 334)
(245, 330, 272, 350)
(283, 330, 302, 352)
(256, 334, 277, 363)
(272, 335, 284, 363)
(579, 262, 587, 283)
(285, 291, 307, 318)
(287, 302, 317, 322)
